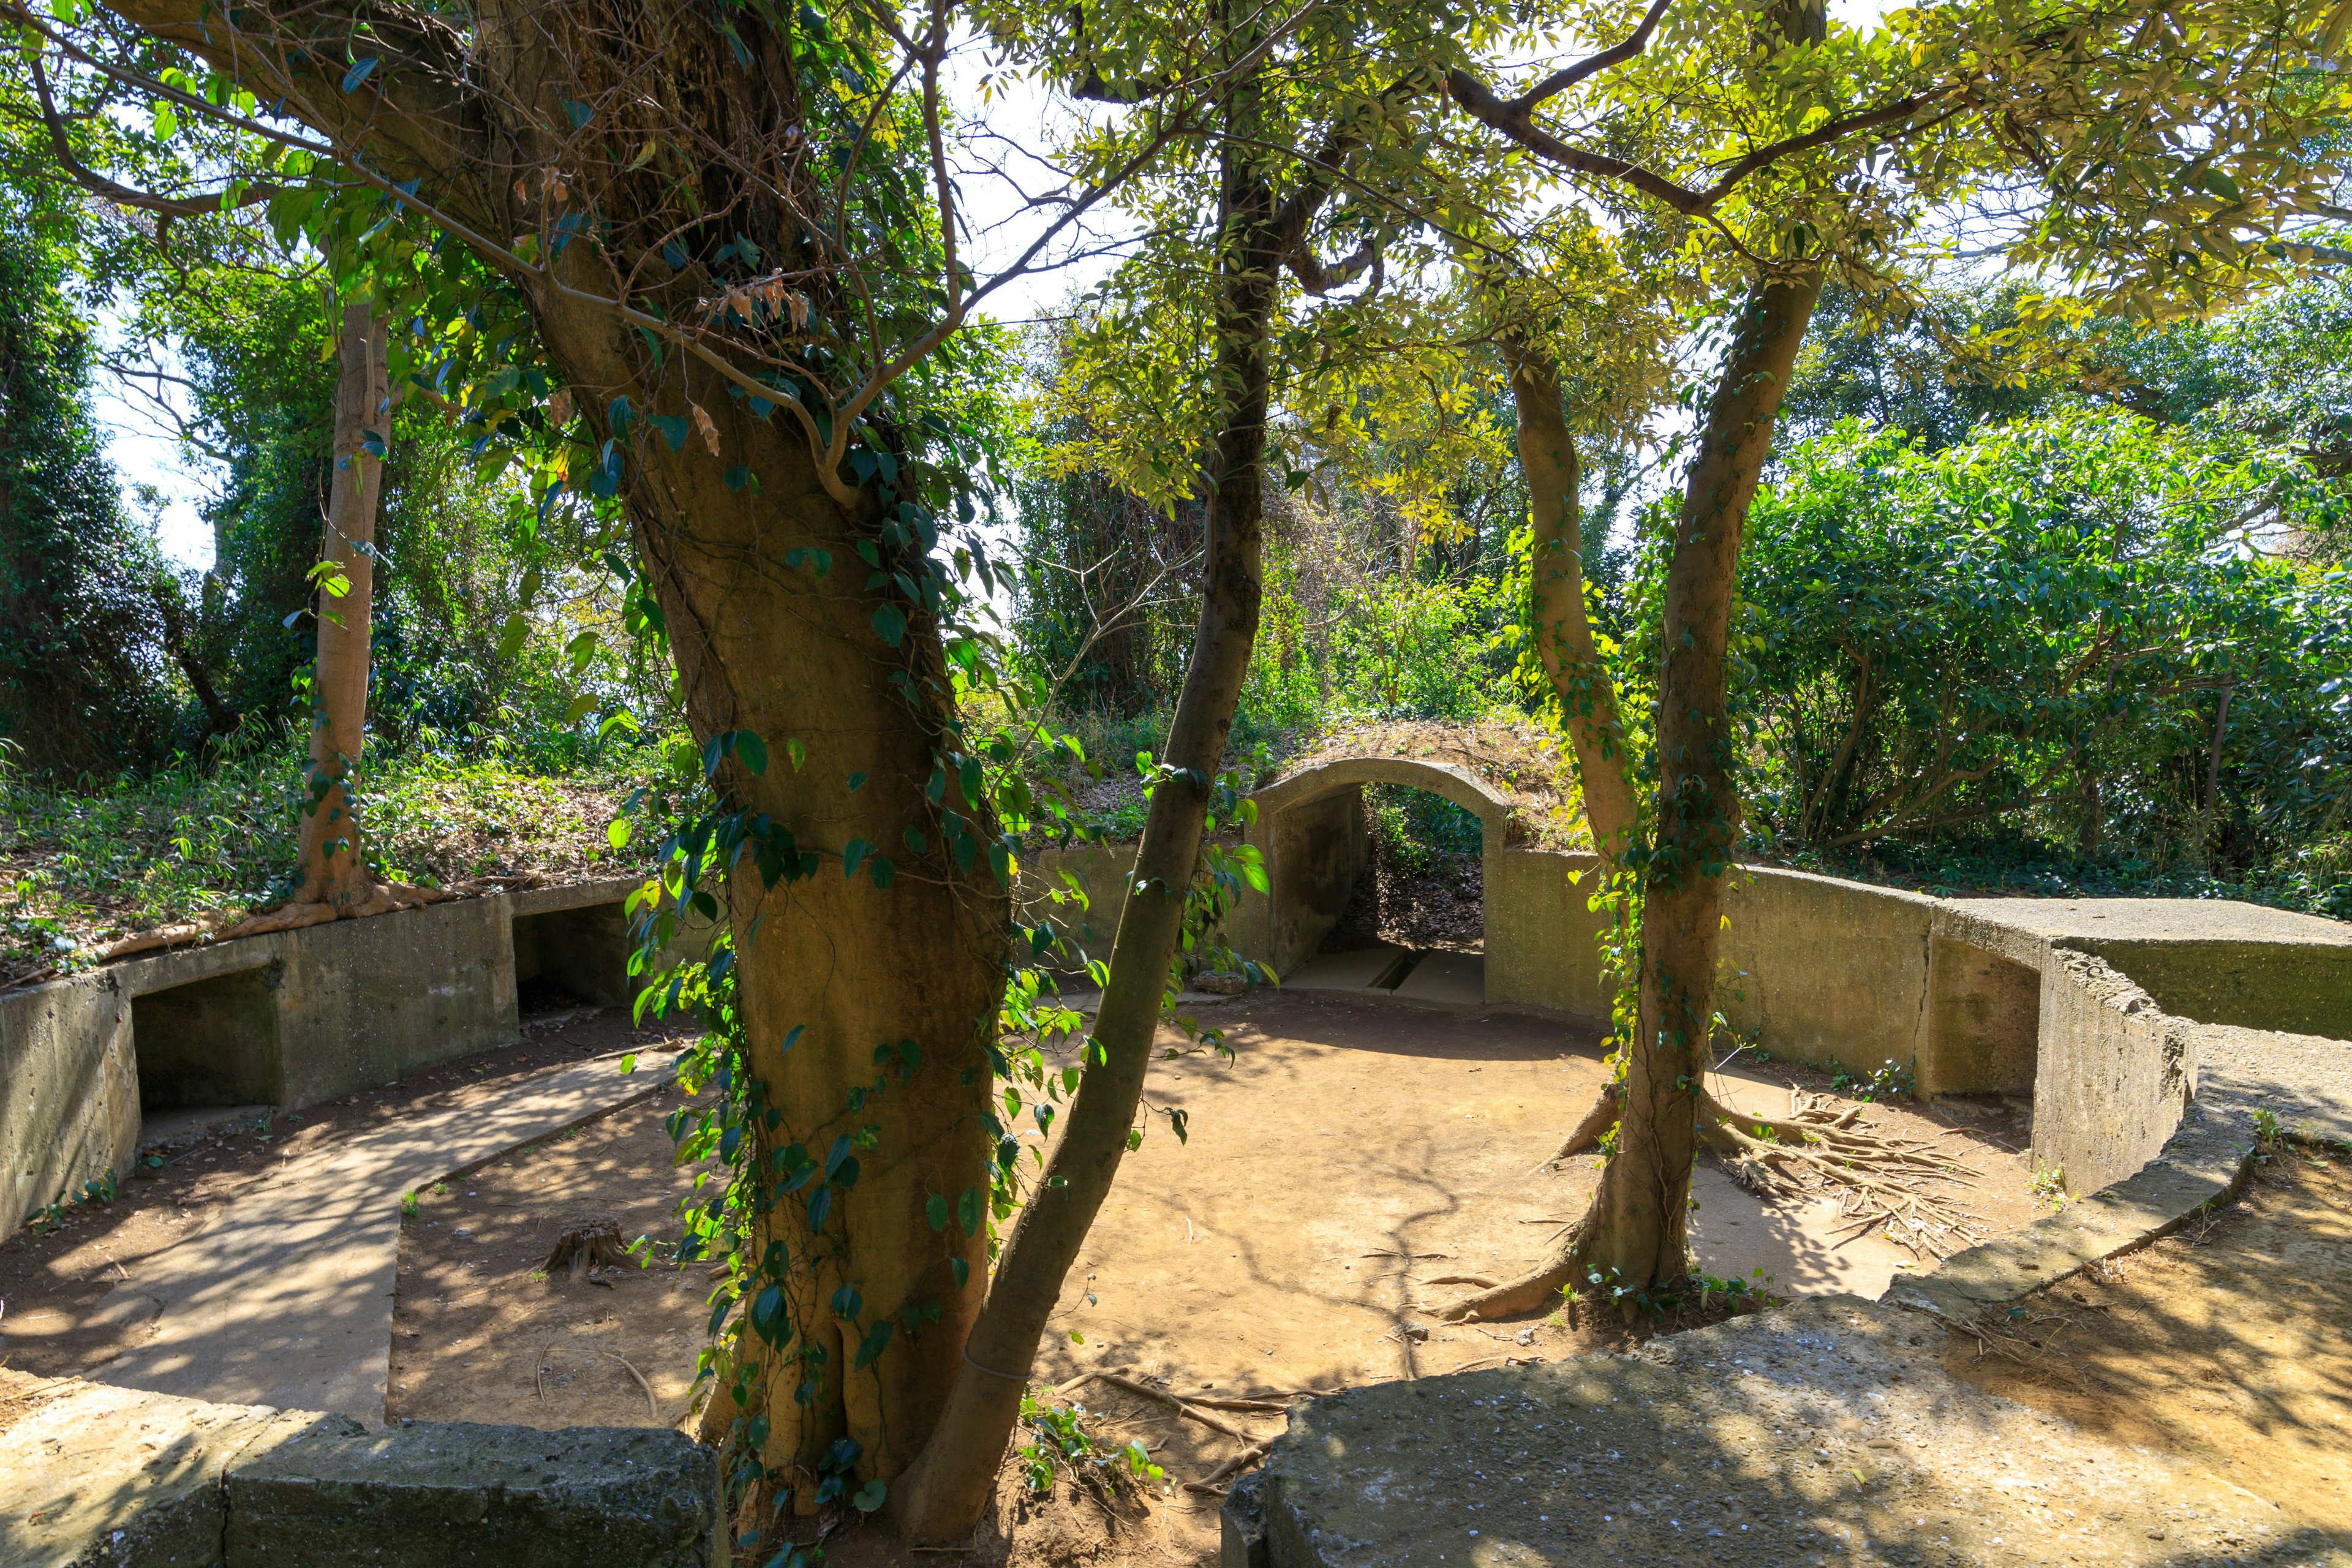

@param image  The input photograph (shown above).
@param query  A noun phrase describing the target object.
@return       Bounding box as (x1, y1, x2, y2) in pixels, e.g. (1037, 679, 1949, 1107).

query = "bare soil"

(1945, 1142, 2352, 1542)
(366, 992, 2031, 1568)
(0, 1005, 695, 1379)
(386, 1075, 720, 1430)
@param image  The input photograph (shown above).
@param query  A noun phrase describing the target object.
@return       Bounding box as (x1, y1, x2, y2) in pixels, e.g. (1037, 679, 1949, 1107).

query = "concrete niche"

(1924, 938, 2041, 1095)
(513, 900, 633, 1009)
(133, 962, 285, 1110)
(1264, 786, 1369, 975)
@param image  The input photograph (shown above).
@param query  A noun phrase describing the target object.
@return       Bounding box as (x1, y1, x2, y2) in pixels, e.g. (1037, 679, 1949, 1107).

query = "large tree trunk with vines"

(294, 300, 388, 911)
(1446, 269, 1825, 1320)
(1509, 344, 1637, 861)
(519, 270, 1011, 1504)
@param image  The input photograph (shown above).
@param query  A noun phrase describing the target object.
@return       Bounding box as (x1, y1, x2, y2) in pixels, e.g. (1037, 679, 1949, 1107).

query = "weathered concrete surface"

(1260, 788, 1373, 976)
(1482, 850, 1610, 1017)
(0, 1373, 355, 1568)
(1940, 897, 2352, 1038)
(88, 1047, 683, 1424)
(2030, 952, 2197, 1196)
(1885, 1093, 2250, 1325)
(1226, 1297, 2345, 1568)
(0, 1374, 719, 1567)
(1716, 870, 1939, 1084)
(227, 1418, 718, 1566)
(3, 896, 523, 1238)
(0, 968, 140, 1240)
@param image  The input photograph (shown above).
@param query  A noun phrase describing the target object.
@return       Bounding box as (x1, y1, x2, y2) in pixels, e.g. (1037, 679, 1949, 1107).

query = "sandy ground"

(387, 1074, 720, 1430)
(0, 1005, 695, 1379)
(1945, 1142, 2352, 1540)
(366, 990, 2036, 1568)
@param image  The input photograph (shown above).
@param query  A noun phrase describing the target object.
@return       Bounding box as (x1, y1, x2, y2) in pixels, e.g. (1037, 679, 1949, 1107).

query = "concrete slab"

(226, 1417, 718, 1566)
(1226, 1295, 2348, 1568)
(1953, 897, 2352, 948)
(1285, 947, 1413, 993)
(86, 1047, 683, 1425)
(0, 1373, 720, 1567)
(0, 1373, 355, 1568)
(1390, 952, 1484, 1006)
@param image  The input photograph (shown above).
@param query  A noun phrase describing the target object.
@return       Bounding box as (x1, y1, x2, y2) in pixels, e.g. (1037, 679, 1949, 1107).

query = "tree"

(23, 0, 1459, 1540)
(1433, 0, 2352, 1316)
(0, 224, 179, 775)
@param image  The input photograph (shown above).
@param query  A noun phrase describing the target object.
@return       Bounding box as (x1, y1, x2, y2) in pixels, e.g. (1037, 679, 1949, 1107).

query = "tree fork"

(1446, 267, 1827, 1321)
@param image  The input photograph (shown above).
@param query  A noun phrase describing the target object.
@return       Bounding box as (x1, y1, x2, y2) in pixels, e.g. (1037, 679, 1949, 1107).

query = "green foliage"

(1828, 1058, 1915, 1104)
(0, 227, 182, 775)
(1570, 1265, 1776, 1324)
(1738, 410, 2351, 908)
(1, 728, 662, 981)
(1014, 1390, 1163, 1494)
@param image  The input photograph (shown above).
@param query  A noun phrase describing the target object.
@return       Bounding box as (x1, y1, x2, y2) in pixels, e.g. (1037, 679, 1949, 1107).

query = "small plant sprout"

(2030, 1164, 2068, 1209)
(1015, 1389, 1165, 1495)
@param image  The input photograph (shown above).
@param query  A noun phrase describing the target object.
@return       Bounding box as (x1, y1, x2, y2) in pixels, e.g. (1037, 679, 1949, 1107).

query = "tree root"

(1538, 1083, 1621, 1166)
(1694, 1089, 1988, 1258)
(1441, 1083, 1990, 1321)
(214, 881, 447, 943)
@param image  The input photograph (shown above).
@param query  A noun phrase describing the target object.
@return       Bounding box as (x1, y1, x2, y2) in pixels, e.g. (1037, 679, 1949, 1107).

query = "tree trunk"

(523, 276, 1011, 1504)
(294, 300, 388, 911)
(1446, 268, 1825, 1320)
(888, 88, 1279, 1547)
(1509, 344, 1638, 861)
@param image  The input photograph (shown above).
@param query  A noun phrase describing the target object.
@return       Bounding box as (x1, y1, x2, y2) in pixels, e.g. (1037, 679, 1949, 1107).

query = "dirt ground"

(1945, 1141, 2352, 1540)
(374, 990, 2034, 1568)
(386, 1073, 720, 1430)
(4, 987, 2046, 1568)
(0, 1005, 695, 1379)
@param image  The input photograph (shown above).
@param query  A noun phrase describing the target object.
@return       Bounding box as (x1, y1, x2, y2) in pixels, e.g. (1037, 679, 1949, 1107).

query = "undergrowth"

(1, 726, 671, 985)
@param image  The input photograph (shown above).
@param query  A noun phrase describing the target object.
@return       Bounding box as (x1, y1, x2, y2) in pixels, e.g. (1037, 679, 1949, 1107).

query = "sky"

(96, 0, 1896, 573)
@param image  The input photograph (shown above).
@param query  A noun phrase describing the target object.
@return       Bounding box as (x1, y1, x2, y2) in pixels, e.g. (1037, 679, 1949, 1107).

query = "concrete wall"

(1923, 940, 2041, 1096)
(0, 966, 138, 1231)
(1719, 869, 1937, 1079)
(1261, 788, 1368, 976)
(1483, 848, 1610, 1016)
(2061, 938, 2352, 1038)
(1017, 842, 1142, 971)
(1, 883, 677, 1236)
(2032, 951, 2198, 1196)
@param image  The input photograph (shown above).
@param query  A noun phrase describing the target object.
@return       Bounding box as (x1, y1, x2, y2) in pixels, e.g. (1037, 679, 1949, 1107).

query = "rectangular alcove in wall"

(132, 962, 285, 1112)
(513, 902, 633, 1012)
(1924, 939, 2041, 1096)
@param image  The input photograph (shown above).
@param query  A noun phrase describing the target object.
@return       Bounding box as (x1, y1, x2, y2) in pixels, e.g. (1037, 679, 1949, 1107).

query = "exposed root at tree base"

(1445, 1086, 1987, 1320)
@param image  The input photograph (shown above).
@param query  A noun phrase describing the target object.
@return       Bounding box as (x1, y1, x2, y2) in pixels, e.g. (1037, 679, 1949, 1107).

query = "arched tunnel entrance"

(1247, 757, 1511, 1006)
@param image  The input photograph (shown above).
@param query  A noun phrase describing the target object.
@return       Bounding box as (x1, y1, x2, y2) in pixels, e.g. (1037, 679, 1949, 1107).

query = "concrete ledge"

(1882, 1094, 2256, 1327)
(227, 1418, 719, 1567)
(1224, 1297, 2347, 1567)
(0, 1376, 719, 1568)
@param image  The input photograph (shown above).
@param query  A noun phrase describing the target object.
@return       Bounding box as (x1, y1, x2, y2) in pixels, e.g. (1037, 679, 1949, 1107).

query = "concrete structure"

(0, 876, 711, 1240)
(1223, 1295, 2352, 1568)
(89, 1046, 685, 1423)
(1027, 753, 2350, 1208)
(0, 1374, 720, 1567)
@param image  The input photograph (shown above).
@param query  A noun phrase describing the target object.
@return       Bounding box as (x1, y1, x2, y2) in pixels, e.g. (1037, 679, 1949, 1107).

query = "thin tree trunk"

(1446, 267, 1825, 1319)
(296, 300, 388, 910)
(1509, 344, 1637, 861)
(889, 88, 1279, 1546)
(2200, 684, 2233, 861)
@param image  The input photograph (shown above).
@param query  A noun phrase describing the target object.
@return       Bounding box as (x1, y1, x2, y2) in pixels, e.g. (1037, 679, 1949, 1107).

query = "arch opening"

(1264, 777, 1494, 1005)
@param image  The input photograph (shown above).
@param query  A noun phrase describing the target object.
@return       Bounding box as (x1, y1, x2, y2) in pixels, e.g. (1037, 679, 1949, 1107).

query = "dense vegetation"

(3, 0, 2348, 1526)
